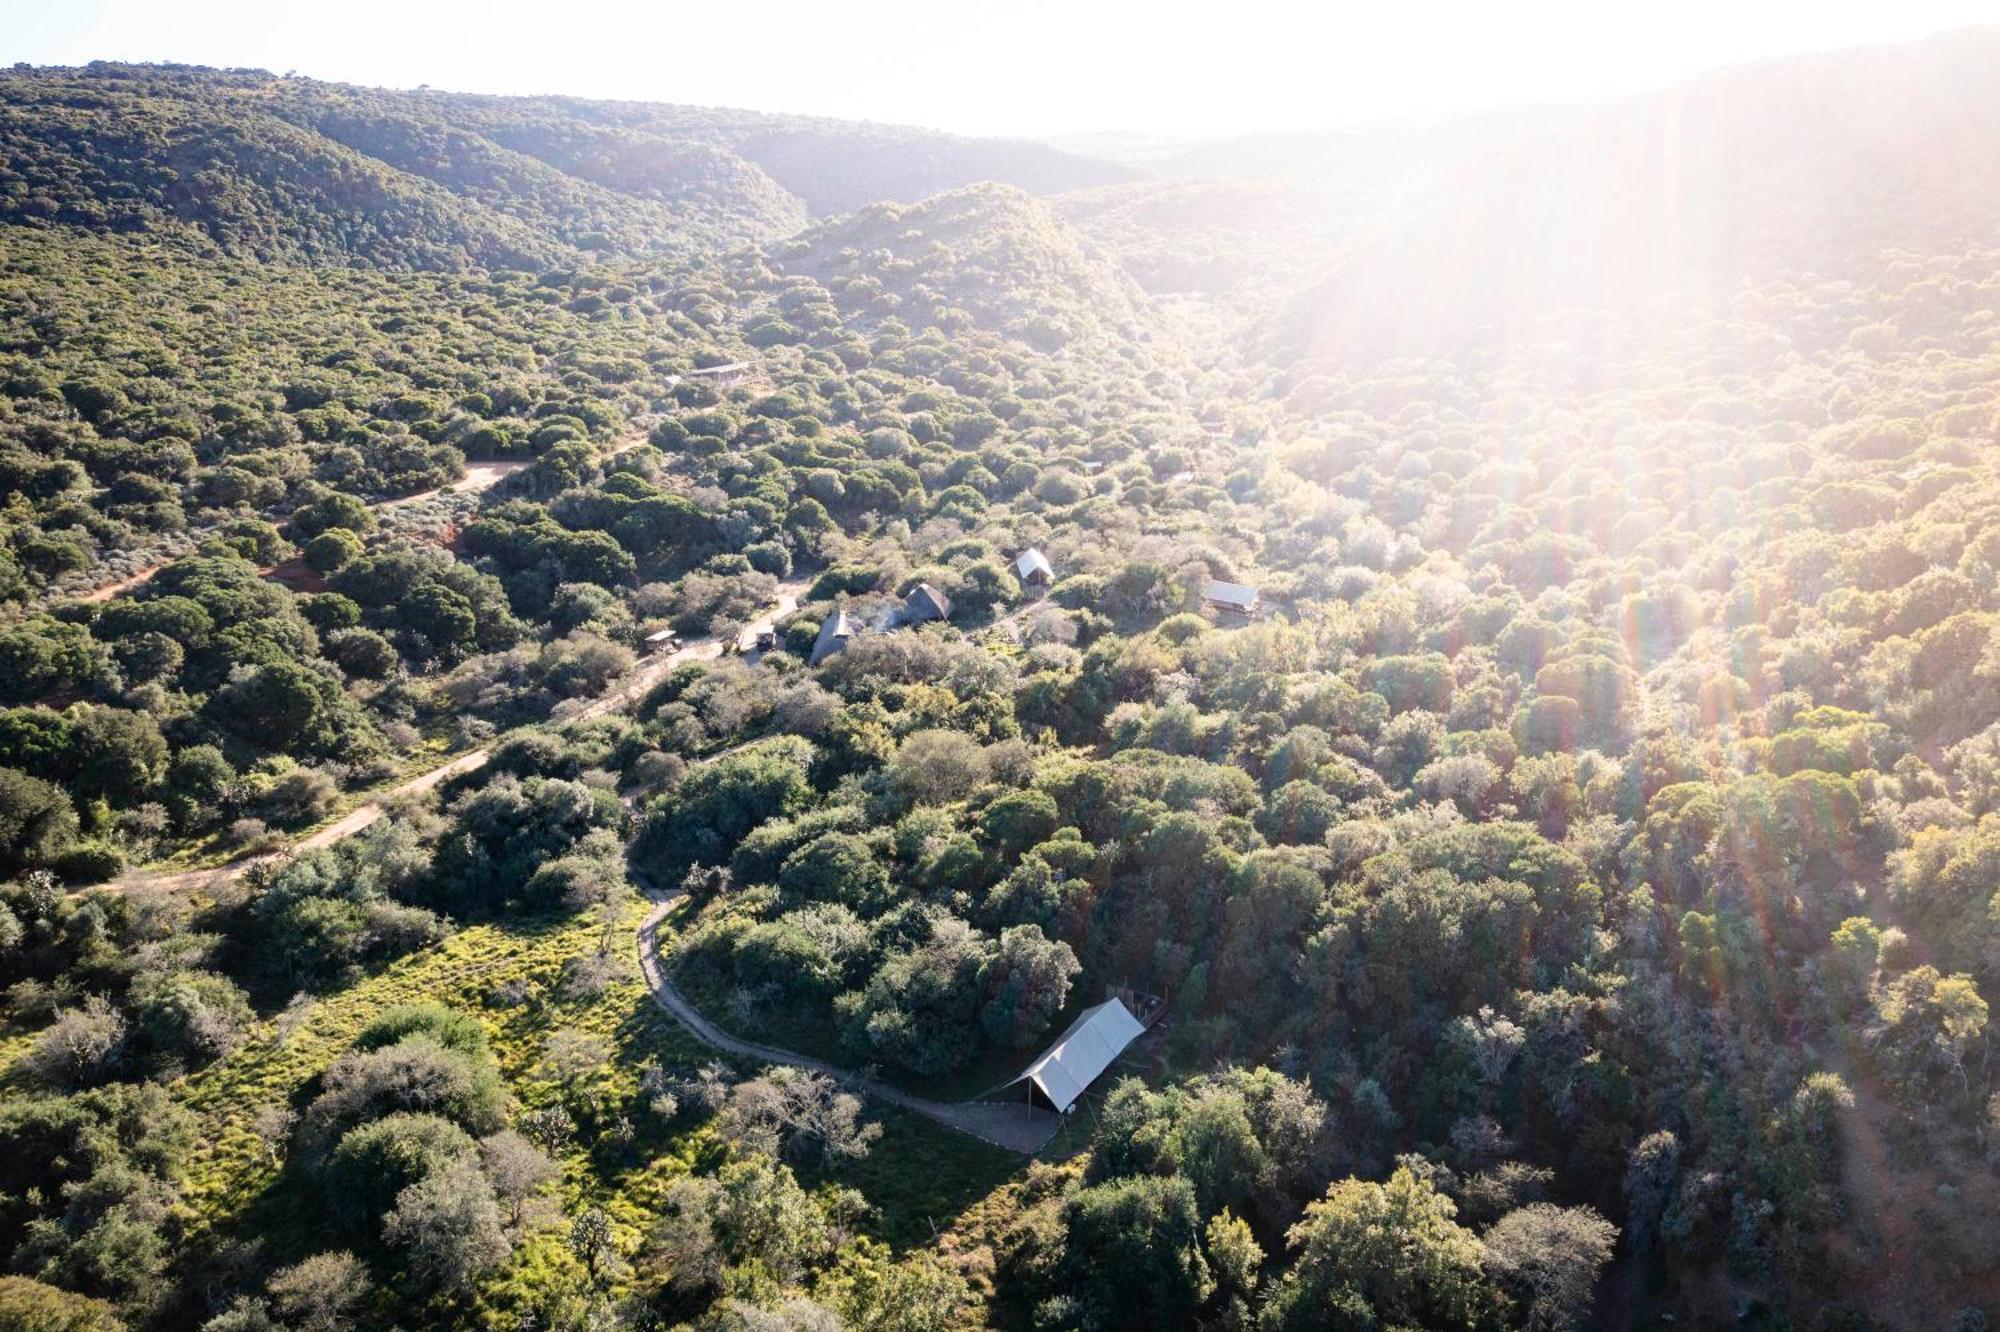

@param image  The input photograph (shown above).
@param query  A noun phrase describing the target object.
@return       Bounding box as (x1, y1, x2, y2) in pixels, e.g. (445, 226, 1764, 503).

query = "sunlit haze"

(9, 3, 2000, 1327)
(7, 0, 1998, 135)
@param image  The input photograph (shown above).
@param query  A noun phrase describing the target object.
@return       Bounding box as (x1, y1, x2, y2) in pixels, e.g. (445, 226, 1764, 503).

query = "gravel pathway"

(89, 579, 810, 897)
(633, 882, 1061, 1156)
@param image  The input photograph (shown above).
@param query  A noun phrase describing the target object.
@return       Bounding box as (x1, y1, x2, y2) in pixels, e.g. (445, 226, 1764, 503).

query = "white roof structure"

(1014, 548, 1054, 583)
(1204, 579, 1260, 612)
(644, 629, 679, 644)
(991, 998, 1146, 1113)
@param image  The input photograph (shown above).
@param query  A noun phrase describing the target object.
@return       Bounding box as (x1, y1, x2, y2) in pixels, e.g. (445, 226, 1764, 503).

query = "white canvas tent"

(1014, 548, 1054, 585)
(989, 998, 1146, 1114)
(1203, 579, 1261, 614)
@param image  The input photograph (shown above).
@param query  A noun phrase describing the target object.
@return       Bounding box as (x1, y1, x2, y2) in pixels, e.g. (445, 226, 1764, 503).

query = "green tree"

(212, 661, 333, 751)
(778, 832, 892, 912)
(887, 728, 991, 806)
(382, 1159, 511, 1294)
(978, 924, 1079, 1048)
(1481, 1204, 1618, 1332)
(0, 767, 78, 874)
(290, 491, 377, 540)
(266, 1251, 370, 1332)
(303, 527, 364, 575)
(323, 1113, 478, 1230)
(1057, 1176, 1212, 1331)
(1260, 1167, 1500, 1331)
(1872, 965, 1989, 1109)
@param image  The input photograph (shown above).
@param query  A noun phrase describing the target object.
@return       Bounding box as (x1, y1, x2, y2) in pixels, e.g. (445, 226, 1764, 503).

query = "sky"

(5, 0, 1997, 137)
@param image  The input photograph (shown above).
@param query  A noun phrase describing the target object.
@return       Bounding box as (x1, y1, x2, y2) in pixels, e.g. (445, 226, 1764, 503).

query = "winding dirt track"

(69, 425, 668, 604)
(89, 554, 1062, 1155)
(72, 457, 532, 604)
(633, 876, 1061, 1155)
(95, 579, 810, 897)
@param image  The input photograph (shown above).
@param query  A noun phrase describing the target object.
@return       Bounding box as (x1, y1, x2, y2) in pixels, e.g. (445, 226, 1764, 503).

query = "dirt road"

(634, 877, 1060, 1155)
(77, 563, 181, 604)
(93, 578, 808, 897)
(375, 458, 531, 510)
(68, 430, 642, 603)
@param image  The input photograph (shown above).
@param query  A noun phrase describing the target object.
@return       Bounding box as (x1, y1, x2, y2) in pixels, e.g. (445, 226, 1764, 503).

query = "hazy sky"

(7, 0, 1996, 136)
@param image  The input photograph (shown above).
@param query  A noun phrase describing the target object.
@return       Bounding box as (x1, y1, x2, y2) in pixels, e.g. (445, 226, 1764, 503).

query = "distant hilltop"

(0, 61, 1135, 270)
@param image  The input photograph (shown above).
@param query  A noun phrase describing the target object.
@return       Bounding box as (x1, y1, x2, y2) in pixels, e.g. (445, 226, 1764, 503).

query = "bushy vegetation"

(0, 63, 1125, 270)
(4, 39, 2000, 1332)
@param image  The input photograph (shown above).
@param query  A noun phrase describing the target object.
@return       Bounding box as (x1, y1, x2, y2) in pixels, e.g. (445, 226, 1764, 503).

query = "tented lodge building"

(988, 998, 1147, 1114)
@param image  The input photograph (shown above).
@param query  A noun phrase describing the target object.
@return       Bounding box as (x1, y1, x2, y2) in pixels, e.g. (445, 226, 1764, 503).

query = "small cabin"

(1014, 548, 1054, 586)
(811, 609, 857, 665)
(644, 628, 681, 654)
(1203, 579, 1260, 616)
(685, 359, 754, 389)
(903, 582, 953, 625)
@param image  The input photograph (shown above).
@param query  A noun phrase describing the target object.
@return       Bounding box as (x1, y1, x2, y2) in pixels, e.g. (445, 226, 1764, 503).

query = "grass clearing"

(163, 892, 1031, 1318)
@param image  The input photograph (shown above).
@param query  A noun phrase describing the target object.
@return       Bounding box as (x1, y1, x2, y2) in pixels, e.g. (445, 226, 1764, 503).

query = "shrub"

(0, 1276, 124, 1331)
(324, 1112, 478, 1230)
(52, 842, 124, 885)
(355, 1003, 489, 1059)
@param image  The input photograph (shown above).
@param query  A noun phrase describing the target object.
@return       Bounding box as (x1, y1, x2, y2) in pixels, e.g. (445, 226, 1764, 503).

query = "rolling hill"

(0, 62, 1135, 270)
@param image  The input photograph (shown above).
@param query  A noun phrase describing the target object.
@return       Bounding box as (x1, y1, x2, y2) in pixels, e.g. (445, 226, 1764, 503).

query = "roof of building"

(811, 609, 857, 664)
(1204, 579, 1260, 610)
(686, 360, 753, 377)
(904, 582, 953, 622)
(644, 629, 679, 644)
(991, 999, 1146, 1114)
(1014, 548, 1054, 582)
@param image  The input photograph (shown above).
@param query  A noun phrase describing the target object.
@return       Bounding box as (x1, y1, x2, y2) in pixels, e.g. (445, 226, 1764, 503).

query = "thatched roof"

(811, 608, 857, 664)
(904, 582, 953, 623)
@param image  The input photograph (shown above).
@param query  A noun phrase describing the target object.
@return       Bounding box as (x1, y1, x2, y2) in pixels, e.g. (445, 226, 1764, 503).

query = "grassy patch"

(163, 893, 1033, 1320)
(796, 1103, 1020, 1251)
(173, 909, 622, 1246)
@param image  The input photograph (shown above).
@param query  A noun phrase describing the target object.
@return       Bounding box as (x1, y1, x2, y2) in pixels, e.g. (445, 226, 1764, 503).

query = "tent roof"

(994, 998, 1145, 1113)
(1015, 548, 1054, 581)
(1204, 578, 1260, 610)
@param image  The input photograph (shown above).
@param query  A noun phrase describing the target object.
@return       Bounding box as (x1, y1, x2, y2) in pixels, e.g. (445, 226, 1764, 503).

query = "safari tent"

(988, 998, 1146, 1114)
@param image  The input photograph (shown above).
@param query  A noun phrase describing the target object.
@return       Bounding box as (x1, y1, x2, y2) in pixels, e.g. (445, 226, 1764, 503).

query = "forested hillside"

(0, 64, 1128, 269)
(1, 39, 1998, 1332)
